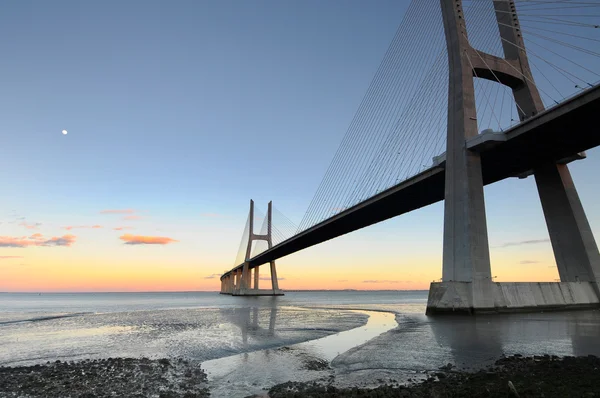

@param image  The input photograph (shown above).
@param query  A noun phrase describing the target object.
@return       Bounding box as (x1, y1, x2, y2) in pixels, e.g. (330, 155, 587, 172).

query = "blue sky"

(1, 0, 407, 218)
(1, 0, 599, 291)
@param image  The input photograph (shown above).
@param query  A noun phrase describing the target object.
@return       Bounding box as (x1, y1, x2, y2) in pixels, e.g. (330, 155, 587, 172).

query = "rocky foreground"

(268, 355, 600, 397)
(0, 358, 209, 398)
(1, 355, 599, 397)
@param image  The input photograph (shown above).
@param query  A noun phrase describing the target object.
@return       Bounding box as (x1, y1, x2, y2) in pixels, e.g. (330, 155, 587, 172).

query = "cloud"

(203, 273, 222, 279)
(519, 260, 540, 264)
(259, 276, 286, 281)
(0, 256, 24, 260)
(497, 239, 550, 248)
(337, 279, 348, 282)
(100, 209, 144, 221)
(0, 234, 76, 248)
(113, 226, 134, 231)
(100, 209, 135, 214)
(123, 215, 143, 221)
(62, 225, 103, 231)
(362, 280, 411, 284)
(19, 222, 42, 230)
(119, 234, 178, 245)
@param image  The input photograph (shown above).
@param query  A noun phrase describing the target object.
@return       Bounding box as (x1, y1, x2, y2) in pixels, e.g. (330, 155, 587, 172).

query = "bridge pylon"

(427, 0, 600, 313)
(220, 200, 284, 296)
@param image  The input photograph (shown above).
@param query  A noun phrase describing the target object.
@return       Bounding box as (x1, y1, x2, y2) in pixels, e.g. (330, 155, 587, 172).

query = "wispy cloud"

(0, 256, 24, 260)
(62, 225, 103, 231)
(19, 222, 42, 230)
(259, 276, 286, 281)
(0, 234, 76, 248)
(100, 209, 135, 214)
(362, 280, 411, 284)
(123, 215, 143, 221)
(519, 260, 540, 264)
(203, 273, 222, 279)
(497, 239, 550, 248)
(113, 226, 134, 231)
(119, 234, 178, 245)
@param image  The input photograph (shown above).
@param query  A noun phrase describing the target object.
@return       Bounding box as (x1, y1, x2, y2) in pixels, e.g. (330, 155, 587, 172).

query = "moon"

(62, 129, 68, 135)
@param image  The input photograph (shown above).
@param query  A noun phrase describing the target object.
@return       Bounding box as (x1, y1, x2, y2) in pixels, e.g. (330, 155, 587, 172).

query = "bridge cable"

(301, 0, 431, 230)
(302, 1, 446, 229)
(297, 0, 426, 232)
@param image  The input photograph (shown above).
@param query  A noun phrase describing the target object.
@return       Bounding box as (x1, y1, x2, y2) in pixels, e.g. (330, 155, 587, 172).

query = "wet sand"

(202, 310, 397, 397)
(2, 307, 600, 397)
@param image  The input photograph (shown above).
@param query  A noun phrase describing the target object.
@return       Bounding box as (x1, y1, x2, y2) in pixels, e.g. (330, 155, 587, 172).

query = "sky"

(1, 0, 599, 292)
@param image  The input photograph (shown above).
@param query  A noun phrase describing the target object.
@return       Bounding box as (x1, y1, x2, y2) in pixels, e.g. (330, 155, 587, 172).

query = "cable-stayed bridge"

(220, 0, 600, 314)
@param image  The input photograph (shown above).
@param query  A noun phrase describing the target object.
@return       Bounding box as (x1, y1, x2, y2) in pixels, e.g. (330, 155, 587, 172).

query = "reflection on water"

(332, 309, 600, 383)
(203, 310, 394, 398)
(429, 310, 600, 369)
(219, 307, 278, 348)
(299, 311, 396, 361)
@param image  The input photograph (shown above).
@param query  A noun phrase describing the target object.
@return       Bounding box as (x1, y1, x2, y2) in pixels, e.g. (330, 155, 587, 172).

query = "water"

(2, 291, 600, 396)
(0, 291, 425, 367)
(0, 290, 426, 316)
(203, 310, 398, 397)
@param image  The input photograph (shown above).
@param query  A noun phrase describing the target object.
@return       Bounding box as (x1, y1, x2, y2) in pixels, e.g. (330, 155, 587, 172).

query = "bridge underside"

(240, 86, 600, 270)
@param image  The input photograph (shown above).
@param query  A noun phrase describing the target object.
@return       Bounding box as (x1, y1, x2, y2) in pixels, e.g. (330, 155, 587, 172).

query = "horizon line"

(0, 289, 429, 294)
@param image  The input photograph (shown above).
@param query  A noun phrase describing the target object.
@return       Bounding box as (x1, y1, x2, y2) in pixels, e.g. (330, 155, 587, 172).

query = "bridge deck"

(225, 84, 600, 276)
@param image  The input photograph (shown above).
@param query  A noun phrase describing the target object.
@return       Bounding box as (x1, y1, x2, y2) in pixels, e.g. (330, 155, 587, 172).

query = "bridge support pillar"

(535, 163, 600, 293)
(270, 261, 279, 291)
(241, 262, 250, 290)
(254, 266, 259, 289)
(429, 0, 494, 314)
(428, 0, 600, 313)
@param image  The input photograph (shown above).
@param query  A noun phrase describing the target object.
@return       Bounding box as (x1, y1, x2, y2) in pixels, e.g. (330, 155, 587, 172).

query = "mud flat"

(202, 310, 397, 397)
(268, 354, 600, 397)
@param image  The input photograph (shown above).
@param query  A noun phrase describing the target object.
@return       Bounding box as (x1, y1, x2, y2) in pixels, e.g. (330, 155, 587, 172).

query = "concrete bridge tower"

(220, 200, 284, 296)
(427, 0, 600, 313)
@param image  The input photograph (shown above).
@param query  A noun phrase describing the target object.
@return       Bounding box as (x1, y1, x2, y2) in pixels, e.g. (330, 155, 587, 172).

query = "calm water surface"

(0, 291, 424, 366)
(1, 290, 600, 396)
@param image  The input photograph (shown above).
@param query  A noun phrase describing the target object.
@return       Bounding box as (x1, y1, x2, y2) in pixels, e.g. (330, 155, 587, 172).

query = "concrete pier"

(427, 281, 599, 314)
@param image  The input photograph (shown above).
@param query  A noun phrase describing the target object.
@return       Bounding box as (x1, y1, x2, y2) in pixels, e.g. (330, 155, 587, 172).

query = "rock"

(508, 380, 520, 397)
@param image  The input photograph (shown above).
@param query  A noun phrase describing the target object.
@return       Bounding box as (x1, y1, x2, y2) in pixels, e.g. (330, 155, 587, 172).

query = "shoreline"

(1, 354, 598, 397)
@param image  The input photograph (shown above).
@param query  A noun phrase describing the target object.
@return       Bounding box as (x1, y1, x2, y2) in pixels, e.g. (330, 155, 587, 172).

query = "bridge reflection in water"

(333, 310, 600, 375)
(219, 306, 278, 349)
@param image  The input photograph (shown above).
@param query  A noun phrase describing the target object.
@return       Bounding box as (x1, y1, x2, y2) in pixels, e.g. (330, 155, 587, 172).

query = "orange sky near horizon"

(1, 227, 561, 292)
